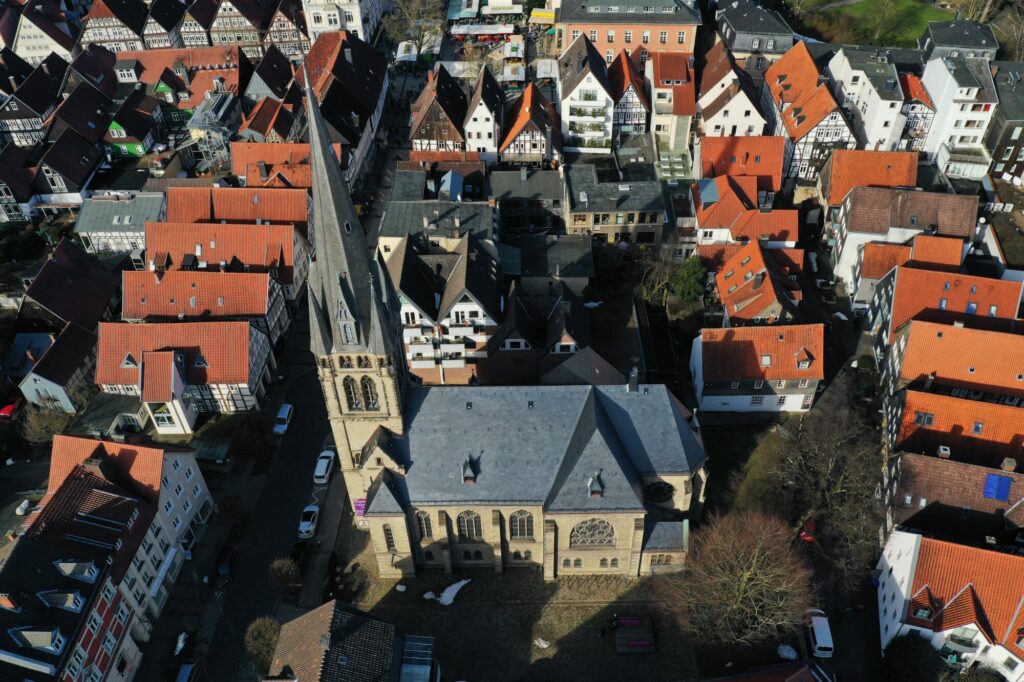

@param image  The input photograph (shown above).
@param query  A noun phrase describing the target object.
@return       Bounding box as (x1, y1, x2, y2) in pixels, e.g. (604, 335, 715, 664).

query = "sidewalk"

(296, 469, 348, 607)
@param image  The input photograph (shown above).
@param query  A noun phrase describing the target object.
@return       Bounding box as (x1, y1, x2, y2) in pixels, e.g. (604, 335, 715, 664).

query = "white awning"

(150, 547, 178, 597)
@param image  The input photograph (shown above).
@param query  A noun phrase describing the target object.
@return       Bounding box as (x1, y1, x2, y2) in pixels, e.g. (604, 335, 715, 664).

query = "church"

(303, 79, 709, 580)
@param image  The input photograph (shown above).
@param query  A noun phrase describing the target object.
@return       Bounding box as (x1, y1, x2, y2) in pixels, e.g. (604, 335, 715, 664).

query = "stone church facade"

(304, 80, 708, 581)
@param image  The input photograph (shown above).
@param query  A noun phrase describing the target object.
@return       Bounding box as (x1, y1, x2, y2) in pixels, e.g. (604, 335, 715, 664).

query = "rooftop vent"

(463, 456, 477, 484)
(588, 470, 604, 498)
(937, 445, 952, 458)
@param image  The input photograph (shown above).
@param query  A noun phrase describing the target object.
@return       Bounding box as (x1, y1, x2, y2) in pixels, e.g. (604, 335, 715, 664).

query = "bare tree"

(20, 404, 74, 445)
(268, 557, 300, 591)
(383, 0, 445, 60)
(1000, 5, 1024, 61)
(656, 512, 813, 647)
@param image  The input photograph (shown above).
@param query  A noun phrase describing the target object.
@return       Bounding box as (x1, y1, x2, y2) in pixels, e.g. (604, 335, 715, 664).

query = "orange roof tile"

(906, 536, 1024, 658)
(112, 47, 248, 111)
(729, 210, 798, 243)
(699, 324, 824, 382)
(716, 242, 804, 324)
(764, 41, 841, 140)
(239, 97, 293, 140)
(230, 141, 343, 189)
(122, 270, 271, 320)
(693, 175, 757, 228)
(141, 350, 175, 402)
(885, 267, 1023, 343)
(144, 222, 297, 283)
(900, 73, 934, 109)
(897, 390, 1024, 466)
(699, 136, 785, 193)
(910, 234, 963, 271)
(822, 150, 918, 206)
(648, 51, 696, 116)
(696, 244, 743, 272)
(499, 82, 560, 153)
(896, 320, 1024, 397)
(608, 50, 649, 110)
(165, 187, 308, 229)
(699, 40, 734, 99)
(46, 435, 166, 503)
(96, 321, 252, 388)
(860, 242, 911, 281)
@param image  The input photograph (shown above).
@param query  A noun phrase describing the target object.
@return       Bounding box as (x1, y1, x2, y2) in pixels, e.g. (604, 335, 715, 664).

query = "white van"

(272, 403, 294, 435)
(806, 608, 834, 658)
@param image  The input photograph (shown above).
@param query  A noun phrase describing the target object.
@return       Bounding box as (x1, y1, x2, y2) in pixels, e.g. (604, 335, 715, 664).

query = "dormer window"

(589, 471, 604, 498)
(10, 626, 66, 654)
(121, 353, 138, 368)
(797, 359, 810, 370)
(914, 607, 931, 619)
(462, 456, 477, 484)
(760, 354, 772, 367)
(54, 560, 98, 583)
(37, 590, 84, 613)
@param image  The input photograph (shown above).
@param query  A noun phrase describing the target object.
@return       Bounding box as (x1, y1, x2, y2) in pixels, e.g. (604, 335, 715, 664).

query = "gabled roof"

(900, 73, 934, 109)
(147, 0, 187, 31)
(647, 51, 696, 115)
(716, 241, 803, 323)
(909, 234, 963, 271)
(500, 82, 559, 152)
(39, 128, 102, 186)
(464, 65, 504, 126)
(717, 0, 793, 37)
(68, 44, 118, 99)
(729, 209, 797, 243)
(699, 323, 824, 382)
(140, 350, 175, 402)
(96, 321, 253, 388)
(696, 243, 743, 272)
(693, 175, 757, 227)
(250, 43, 292, 98)
(240, 96, 294, 139)
(895, 320, 1024, 397)
(699, 136, 785, 193)
(111, 46, 251, 111)
(298, 31, 387, 139)
(844, 187, 978, 237)
(410, 65, 469, 144)
(50, 82, 112, 144)
(122, 269, 271, 320)
(6, 0, 77, 53)
(904, 535, 1024, 659)
(25, 239, 118, 330)
(165, 186, 308, 228)
(108, 88, 160, 142)
(230, 141, 342, 189)
(884, 266, 1022, 343)
(46, 434, 166, 503)
(820, 150, 918, 207)
(765, 41, 841, 140)
(185, 0, 218, 28)
(215, 0, 274, 29)
(859, 242, 911, 281)
(699, 40, 735, 99)
(558, 35, 611, 98)
(85, 0, 147, 35)
(0, 142, 39, 201)
(12, 52, 68, 114)
(26, 322, 96, 385)
(0, 48, 33, 96)
(897, 390, 1024, 467)
(144, 221, 297, 283)
(608, 50, 649, 110)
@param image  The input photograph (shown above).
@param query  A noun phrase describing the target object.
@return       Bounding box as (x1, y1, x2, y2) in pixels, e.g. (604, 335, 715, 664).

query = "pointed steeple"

(304, 64, 395, 357)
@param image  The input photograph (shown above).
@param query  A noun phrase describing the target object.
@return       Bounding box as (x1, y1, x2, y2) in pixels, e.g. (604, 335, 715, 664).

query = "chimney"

(319, 634, 331, 651)
(257, 160, 268, 181)
(627, 366, 638, 392)
(454, 217, 461, 228)
(422, 216, 429, 228)
(520, 166, 527, 182)
(40, 62, 49, 76)
(344, 48, 353, 65)
(1001, 457, 1017, 472)
(589, 472, 604, 498)
(937, 445, 952, 459)
(487, 197, 497, 208)
(923, 372, 935, 391)
(7, 76, 15, 91)
(426, 69, 433, 84)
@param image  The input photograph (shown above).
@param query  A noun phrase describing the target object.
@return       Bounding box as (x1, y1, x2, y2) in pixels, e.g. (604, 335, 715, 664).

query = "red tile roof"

(716, 242, 804, 324)
(46, 435, 166, 503)
(122, 269, 270, 320)
(699, 40, 734, 98)
(141, 350, 175, 402)
(693, 175, 757, 227)
(885, 267, 1023, 343)
(239, 97, 294, 140)
(96, 321, 253, 388)
(900, 73, 934, 109)
(144, 222, 297, 284)
(696, 244, 743, 272)
(699, 324, 824, 382)
(906, 536, 1024, 658)
(729, 209, 798, 243)
(860, 242, 911, 281)
(112, 46, 249, 111)
(608, 50, 649, 110)
(165, 187, 308, 230)
(764, 41, 840, 140)
(821, 150, 918, 206)
(648, 51, 695, 116)
(499, 82, 560, 153)
(897, 390, 1024, 467)
(699, 136, 785, 193)
(230, 141, 343, 189)
(896, 320, 1024, 397)
(910, 234, 963, 271)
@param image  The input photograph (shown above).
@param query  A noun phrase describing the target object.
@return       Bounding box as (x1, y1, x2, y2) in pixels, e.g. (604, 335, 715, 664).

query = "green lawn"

(798, 0, 953, 47)
(992, 213, 1024, 270)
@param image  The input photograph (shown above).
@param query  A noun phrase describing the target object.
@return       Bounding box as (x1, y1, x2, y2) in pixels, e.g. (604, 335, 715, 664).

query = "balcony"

(569, 107, 605, 120)
(440, 341, 466, 354)
(411, 359, 437, 369)
(408, 341, 435, 355)
(447, 325, 475, 337)
(945, 634, 979, 653)
(441, 354, 465, 368)
(938, 143, 992, 181)
(654, 101, 674, 116)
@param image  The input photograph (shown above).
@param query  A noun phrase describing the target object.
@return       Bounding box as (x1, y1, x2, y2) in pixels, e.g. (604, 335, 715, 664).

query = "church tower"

(304, 71, 406, 509)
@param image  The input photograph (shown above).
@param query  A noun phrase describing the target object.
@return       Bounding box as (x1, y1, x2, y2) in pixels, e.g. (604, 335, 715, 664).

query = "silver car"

(297, 505, 319, 539)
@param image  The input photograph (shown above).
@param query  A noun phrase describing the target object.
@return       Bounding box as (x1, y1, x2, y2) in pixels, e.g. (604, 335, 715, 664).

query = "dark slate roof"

(464, 65, 504, 128)
(486, 169, 564, 201)
(557, 0, 700, 24)
(52, 83, 112, 144)
(540, 347, 625, 385)
(923, 19, 997, 51)
(558, 35, 611, 98)
(269, 600, 403, 682)
(29, 323, 96, 384)
(993, 62, 1024, 122)
(643, 519, 688, 550)
(39, 129, 102, 187)
(841, 47, 903, 102)
(504, 234, 595, 279)
(92, 0, 149, 35)
(74, 193, 164, 235)
(565, 163, 669, 214)
(943, 56, 997, 104)
(0, 143, 39, 201)
(252, 43, 293, 99)
(68, 44, 118, 99)
(0, 47, 33, 96)
(14, 53, 68, 114)
(390, 170, 426, 201)
(379, 200, 496, 243)
(68, 392, 143, 438)
(25, 239, 119, 330)
(380, 384, 706, 508)
(717, 0, 792, 36)
(147, 0, 186, 31)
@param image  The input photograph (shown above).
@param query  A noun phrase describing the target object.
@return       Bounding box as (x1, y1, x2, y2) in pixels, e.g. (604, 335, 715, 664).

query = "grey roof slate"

(643, 519, 688, 550)
(74, 193, 164, 235)
(486, 169, 564, 201)
(565, 163, 668, 214)
(941, 56, 997, 103)
(379, 200, 496, 243)
(993, 62, 1024, 123)
(382, 384, 706, 507)
(29, 323, 96, 384)
(923, 20, 997, 51)
(557, 0, 700, 24)
(540, 347, 625, 385)
(841, 47, 903, 101)
(391, 170, 426, 201)
(717, 0, 792, 36)
(558, 35, 611, 98)
(503, 234, 594, 280)
(464, 65, 504, 128)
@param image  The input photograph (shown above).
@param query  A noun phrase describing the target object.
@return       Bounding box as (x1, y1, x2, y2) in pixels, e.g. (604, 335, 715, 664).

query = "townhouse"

(463, 66, 505, 163)
(74, 193, 165, 254)
(300, 31, 388, 187)
(0, 0, 77, 65)
(715, 0, 793, 85)
(208, 0, 273, 60)
(608, 50, 649, 136)
(817, 149, 918, 217)
(557, 36, 614, 150)
(18, 323, 97, 412)
(918, 19, 998, 61)
(556, 0, 700, 60)
(122, 269, 290, 345)
(80, 0, 148, 52)
(714, 241, 804, 326)
(698, 40, 766, 138)
(693, 135, 784, 208)
(761, 41, 855, 181)
(499, 82, 560, 165)
(690, 323, 824, 413)
(830, 187, 978, 290)
(869, 266, 1024, 362)
(898, 73, 936, 152)
(180, 0, 215, 47)
(920, 55, 997, 180)
(644, 51, 696, 155)
(985, 62, 1024, 182)
(302, 0, 382, 43)
(96, 321, 273, 434)
(564, 163, 665, 244)
(826, 47, 907, 151)
(242, 43, 293, 111)
(230, 140, 343, 188)
(487, 168, 565, 235)
(47, 78, 112, 146)
(410, 65, 469, 155)
(876, 531, 1024, 677)
(385, 233, 501, 385)
(143, 0, 187, 48)
(691, 175, 796, 246)
(0, 143, 39, 221)
(0, 53, 67, 147)
(35, 129, 104, 216)
(849, 235, 963, 314)
(264, 0, 308, 58)
(20, 238, 119, 334)
(238, 95, 292, 142)
(106, 88, 164, 159)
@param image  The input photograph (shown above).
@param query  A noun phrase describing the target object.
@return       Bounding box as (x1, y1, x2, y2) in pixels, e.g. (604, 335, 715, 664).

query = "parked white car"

(805, 608, 834, 658)
(297, 505, 320, 539)
(313, 451, 335, 485)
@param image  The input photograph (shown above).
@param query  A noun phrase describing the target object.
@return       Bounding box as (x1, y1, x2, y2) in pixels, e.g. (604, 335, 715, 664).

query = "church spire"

(303, 63, 394, 358)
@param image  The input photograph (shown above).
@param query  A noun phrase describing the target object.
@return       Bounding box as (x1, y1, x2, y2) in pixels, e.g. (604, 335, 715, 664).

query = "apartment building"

(920, 55, 997, 180)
